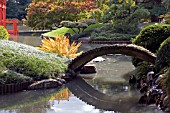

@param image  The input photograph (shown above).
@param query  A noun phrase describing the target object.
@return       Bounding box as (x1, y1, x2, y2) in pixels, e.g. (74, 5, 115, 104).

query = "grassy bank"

(0, 40, 68, 84)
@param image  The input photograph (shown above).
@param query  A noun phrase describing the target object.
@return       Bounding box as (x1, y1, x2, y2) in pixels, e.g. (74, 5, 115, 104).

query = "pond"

(0, 34, 166, 113)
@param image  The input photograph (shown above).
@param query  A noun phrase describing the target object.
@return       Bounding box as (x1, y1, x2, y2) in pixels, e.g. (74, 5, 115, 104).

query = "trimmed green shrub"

(112, 23, 140, 35)
(43, 23, 106, 38)
(71, 29, 94, 40)
(156, 37, 170, 69)
(90, 31, 136, 41)
(132, 24, 170, 53)
(0, 26, 9, 40)
(132, 24, 170, 67)
(78, 19, 96, 25)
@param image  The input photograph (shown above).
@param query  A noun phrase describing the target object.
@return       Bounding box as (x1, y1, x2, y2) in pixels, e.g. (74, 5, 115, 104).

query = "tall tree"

(6, 0, 31, 20)
(102, 1, 150, 34)
(132, 0, 169, 22)
(24, 0, 96, 30)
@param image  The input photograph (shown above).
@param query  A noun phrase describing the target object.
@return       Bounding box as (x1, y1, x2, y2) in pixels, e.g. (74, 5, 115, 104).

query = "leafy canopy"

(24, 0, 97, 30)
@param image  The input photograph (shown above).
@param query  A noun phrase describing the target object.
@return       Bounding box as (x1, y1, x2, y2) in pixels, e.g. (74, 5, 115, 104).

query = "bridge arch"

(68, 44, 156, 73)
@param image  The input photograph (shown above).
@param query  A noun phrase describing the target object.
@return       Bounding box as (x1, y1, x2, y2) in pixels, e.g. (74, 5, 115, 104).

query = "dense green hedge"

(0, 26, 9, 40)
(0, 40, 67, 82)
(90, 31, 136, 41)
(132, 24, 170, 66)
(132, 24, 170, 53)
(156, 37, 170, 69)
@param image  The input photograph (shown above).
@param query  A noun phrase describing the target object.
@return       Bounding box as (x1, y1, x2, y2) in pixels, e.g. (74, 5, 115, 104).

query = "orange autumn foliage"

(36, 35, 83, 59)
(49, 88, 69, 104)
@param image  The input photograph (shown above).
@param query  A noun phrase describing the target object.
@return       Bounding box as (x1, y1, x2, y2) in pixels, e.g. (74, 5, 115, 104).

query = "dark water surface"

(0, 35, 165, 113)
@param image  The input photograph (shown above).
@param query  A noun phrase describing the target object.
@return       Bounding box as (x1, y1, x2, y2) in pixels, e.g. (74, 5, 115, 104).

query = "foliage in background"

(6, 0, 170, 24)
(159, 12, 170, 24)
(43, 23, 106, 38)
(102, 2, 150, 34)
(24, 0, 97, 30)
(37, 35, 83, 59)
(90, 31, 136, 41)
(60, 19, 97, 34)
(6, 0, 31, 20)
(0, 26, 9, 40)
(60, 21, 88, 34)
(156, 37, 170, 70)
(138, 0, 167, 22)
(84, 0, 111, 22)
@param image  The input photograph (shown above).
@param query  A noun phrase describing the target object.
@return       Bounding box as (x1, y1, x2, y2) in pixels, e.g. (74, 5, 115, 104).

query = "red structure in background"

(0, 0, 18, 35)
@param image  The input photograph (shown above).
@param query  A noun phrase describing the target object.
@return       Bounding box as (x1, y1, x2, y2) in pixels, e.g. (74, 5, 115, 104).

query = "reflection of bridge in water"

(62, 44, 157, 111)
(67, 77, 139, 112)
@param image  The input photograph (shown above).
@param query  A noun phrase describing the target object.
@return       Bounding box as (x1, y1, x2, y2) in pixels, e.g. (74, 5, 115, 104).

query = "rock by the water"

(92, 57, 106, 62)
(80, 63, 97, 74)
(28, 79, 63, 90)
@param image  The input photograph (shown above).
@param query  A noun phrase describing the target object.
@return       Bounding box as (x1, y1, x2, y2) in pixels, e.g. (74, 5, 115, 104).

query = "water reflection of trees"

(49, 87, 69, 104)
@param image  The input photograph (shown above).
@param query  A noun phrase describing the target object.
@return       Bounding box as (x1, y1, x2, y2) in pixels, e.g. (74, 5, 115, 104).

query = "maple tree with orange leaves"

(24, 0, 97, 30)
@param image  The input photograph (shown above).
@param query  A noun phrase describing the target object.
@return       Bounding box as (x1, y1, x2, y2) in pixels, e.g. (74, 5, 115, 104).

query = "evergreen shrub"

(156, 37, 170, 69)
(132, 24, 170, 66)
(91, 31, 136, 41)
(132, 24, 170, 53)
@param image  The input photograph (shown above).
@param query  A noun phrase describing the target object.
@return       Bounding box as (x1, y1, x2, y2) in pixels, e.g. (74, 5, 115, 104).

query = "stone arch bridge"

(64, 44, 156, 79)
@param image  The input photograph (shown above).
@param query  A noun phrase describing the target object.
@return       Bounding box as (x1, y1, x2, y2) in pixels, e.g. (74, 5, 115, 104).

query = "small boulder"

(80, 63, 97, 74)
(28, 79, 63, 90)
(92, 57, 105, 62)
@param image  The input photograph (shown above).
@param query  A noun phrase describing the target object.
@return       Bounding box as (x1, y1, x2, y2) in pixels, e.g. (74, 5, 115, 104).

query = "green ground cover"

(0, 40, 68, 84)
